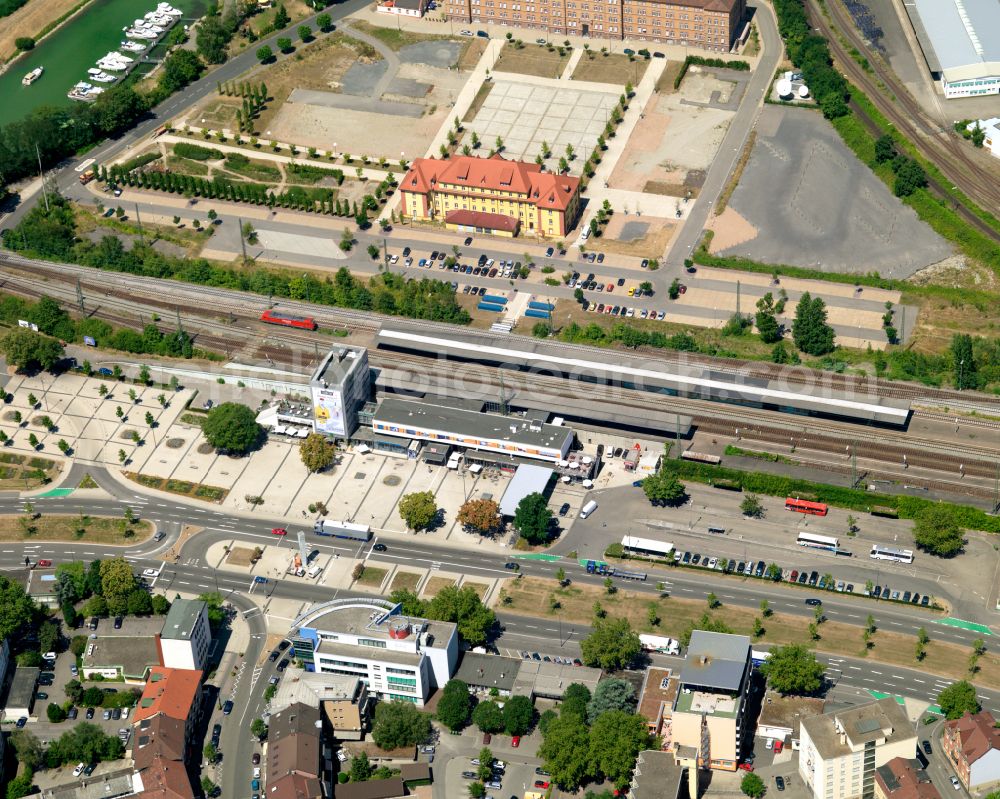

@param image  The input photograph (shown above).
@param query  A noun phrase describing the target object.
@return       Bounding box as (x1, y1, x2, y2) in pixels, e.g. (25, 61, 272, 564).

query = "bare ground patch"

(225, 546, 258, 567)
(493, 44, 569, 79)
(594, 214, 677, 258)
(572, 52, 648, 86)
(390, 570, 422, 592)
(422, 575, 457, 597)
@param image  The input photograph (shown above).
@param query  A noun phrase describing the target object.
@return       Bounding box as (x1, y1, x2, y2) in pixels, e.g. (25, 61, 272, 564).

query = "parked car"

(222, 700, 234, 715)
(922, 741, 932, 755)
(776, 776, 786, 791)
(511, 736, 520, 747)
(114, 616, 123, 629)
(277, 659, 289, 672)
(559, 502, 570, 516)
(951, 777, 961, 790)
(86, 707, 95, 719)
(73, 764, 86, 777)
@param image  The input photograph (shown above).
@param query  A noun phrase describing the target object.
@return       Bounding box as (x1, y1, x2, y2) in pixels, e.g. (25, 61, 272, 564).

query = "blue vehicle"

(251, 780, 260, 792)
(254, 576, 268, 584)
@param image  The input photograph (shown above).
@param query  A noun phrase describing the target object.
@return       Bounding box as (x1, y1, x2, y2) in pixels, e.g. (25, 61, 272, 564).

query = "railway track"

(10, 253, 1000, 413)
(808, 0, 1000, 218)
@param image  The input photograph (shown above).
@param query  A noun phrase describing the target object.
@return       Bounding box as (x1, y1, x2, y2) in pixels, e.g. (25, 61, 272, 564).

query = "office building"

(371, 397, 573, 463)
(942, 710, 1000, 792)
(905, 0, 1000, 98)
(875, 758, 941, 799)
(290, 598, 459, 707)
(159, 599, 212, 672)
(82, 636, 161, 683)
(270, 672, 372, 740)
(799, 697, 916, 799)
(310, 346, 371, 439)
(443, 0, 744, 51)
(671, 631, 753, 771)
(400, 154, 582, 239)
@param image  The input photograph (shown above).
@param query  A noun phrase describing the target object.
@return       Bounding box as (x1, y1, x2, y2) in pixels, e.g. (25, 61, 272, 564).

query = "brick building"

(442, 0, 744, 51)
(400, 154, 581, 238)
(942, 711, 1000, 792)
(874, 758, 941, 799)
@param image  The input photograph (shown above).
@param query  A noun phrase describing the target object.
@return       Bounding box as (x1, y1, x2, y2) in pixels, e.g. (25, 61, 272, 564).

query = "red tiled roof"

(133, 756, 195, 799)
(445, 209, 519, 232)
(876, 758, 941, 799)
(946, 711, 1000, 766)
(133, 667, 202, 724)
(402, 155, 579, 212)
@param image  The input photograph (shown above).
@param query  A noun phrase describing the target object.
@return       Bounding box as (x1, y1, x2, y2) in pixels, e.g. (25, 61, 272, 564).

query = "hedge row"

(173, 142, 224, 161)
(660, 459, 1000, 533)
(118, 152, 162, 173)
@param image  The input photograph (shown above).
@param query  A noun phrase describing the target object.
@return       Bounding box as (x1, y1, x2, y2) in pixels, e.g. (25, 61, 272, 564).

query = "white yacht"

(91, 71, 116, 83)
(22, 66, 44, 86)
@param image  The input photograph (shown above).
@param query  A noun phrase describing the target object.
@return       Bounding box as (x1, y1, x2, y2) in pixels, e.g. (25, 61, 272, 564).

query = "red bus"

(260, 310, 317, 331)
(785, 497, 828, 516)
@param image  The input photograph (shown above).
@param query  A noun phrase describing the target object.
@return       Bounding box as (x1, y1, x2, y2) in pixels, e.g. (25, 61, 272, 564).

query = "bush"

(15, 36, 35, 50)
(173, 142, 223, 161)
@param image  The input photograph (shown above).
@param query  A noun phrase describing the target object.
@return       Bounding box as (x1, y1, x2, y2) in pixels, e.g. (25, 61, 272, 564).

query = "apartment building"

(289, 598, 459, 707)
(443, 0, 744, 51)
(799, 698, 916, 799)
(400, 154, 581, 239)
(942, 711, 1000, 792)
(159, 599, 212, 672)
(671, 631, 753, 771)
(266, 704, 323, 799)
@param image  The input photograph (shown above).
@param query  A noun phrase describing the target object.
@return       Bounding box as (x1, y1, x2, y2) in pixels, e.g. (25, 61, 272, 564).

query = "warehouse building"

(906, 0, 1000, 98)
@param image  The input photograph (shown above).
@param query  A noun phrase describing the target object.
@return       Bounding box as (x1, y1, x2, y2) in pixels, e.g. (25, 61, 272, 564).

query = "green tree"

(741, 493, 765, 518)
(256, 45, 273, 62)
(316, 12, 332, 29)
(203, 743, 218, 763)
(349, 753, 372, 782)
(587, 678, 636, 723)
(203, 402, 262, 454)
(0, 576, 35, 640)
(472, 699, 504, 733)
(436, 679, 471, 731)
(477, 746, 495, 780)
(200, 777, 217, 797)
(589, 710, 649, 788)
(127, 590, 152, 615)
(538, 714, 593, 791)
(707, 592, 720, 609)
(755, 292, 782, 343)
(502, 694, 534, 736)
(468, 782, 486, 799)
(513, 492, 552, 544)
(873, 134, 896, 164)
(159, 49, 203, 93)
(99, 558, 136, 616)
(152, 594, 171, 615)
(10, 729, 44, 771)
(250, 718, 267, 740)
(792, 292, 835, 356)
(893, 158, 927, 197)
(0, 328, 64, 371)
(641, 471, 687, 506)
(138, 364, 151, 385)
(679, 612, 733, 647)
(298, 24, 312, 41)
(299, 433, 336, 473)
(398, 490, 438, 531)
(426, 585, 496, 647)
(273, 3, 290, 27)
(276, 36, 293, 53)
(64, 679, 84, 704)
(371, 701, 431, 749)
(561, 683, 591, 720)
(951, 334, 977, 390)
(938, 680, 980, 719)
(580, 618, 641, 670)
(47, 702, 68, 722)
(759, 644, 825, 695)
(6, 771, 34, 799)
(913, 505, 964, 557)
(741, 772, 766, 798)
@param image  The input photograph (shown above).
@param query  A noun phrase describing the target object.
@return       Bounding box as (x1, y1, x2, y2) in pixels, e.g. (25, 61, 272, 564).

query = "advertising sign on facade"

(312, 386, 345, 436)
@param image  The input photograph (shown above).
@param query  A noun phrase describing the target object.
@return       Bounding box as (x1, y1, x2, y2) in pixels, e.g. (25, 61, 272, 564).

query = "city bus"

(869, 545, 914, 564)
(785, 497, 829, 516)
(797, 532, 840, 552)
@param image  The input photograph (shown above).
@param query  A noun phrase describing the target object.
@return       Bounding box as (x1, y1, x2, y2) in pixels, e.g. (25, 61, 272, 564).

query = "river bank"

(0, 0, 92, 68)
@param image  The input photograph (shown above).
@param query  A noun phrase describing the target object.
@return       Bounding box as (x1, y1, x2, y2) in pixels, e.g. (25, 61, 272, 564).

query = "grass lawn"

(655, 60, 686, 93)
(390, 571, 422, 593)
(423, 575, 457, 597)
(350, 20, 465, 53)
(463, 82, 495, 123)
(0, 514, 153, 544)
(572, 52, 648, 86)
(356, 566, 388, 588)
(502, 577, 1000, 686)
(493, 43, 570, 79)
(166, 155, 210, 177)
(223, 156, 282, 183)
(462, 581, 489, 600)
(0, 452, 60, 491)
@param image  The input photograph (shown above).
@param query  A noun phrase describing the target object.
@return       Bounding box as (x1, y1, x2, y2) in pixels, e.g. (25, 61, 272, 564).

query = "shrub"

(174, 142, 223, 161)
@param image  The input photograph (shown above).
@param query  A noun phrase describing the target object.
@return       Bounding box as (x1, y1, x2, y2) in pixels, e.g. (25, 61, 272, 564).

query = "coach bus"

(785, 497, 829, 516)
(869, 545, 914, 564)
(260, 309, 318, 331)
(797, 532, 840, 552)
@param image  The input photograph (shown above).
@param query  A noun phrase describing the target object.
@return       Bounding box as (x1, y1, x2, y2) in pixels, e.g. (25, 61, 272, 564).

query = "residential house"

(942, 710, 1000, 792)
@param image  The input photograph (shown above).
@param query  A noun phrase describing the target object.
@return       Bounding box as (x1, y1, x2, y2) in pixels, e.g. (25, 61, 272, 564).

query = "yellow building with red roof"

(400, 154, 581, 238)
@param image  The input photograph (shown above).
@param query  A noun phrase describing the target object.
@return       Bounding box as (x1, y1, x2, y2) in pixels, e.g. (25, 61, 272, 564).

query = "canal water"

(0, 0, 207, 129)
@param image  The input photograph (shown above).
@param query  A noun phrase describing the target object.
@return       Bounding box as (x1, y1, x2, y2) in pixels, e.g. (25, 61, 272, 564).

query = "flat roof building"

(672, 632, 753, 772)
(82, 636, 161, 683)
(372, 396, 573, 464)
(4, 666, 39, 720)
(310, 346, 371, 439)
(906, 0, 1000, 98)
(638, 667, 679, 744)
(291, 598, 459, 706)
(159, 599, 211, 672)
(270, 672, 371, 740)
(512, 659, 602, 699)
(626, 750, 686, 799)
(498, 464, 554, 516)
(34, 769, 137, 799)
(756, 691, 826, 746)
(799, 698, 917, 799)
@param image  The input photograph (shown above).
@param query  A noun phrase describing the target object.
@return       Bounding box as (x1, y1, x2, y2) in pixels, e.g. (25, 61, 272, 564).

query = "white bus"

(869, 545, 914, 564)
(640, 634, 680, 655)
(797, 532, 840, 552)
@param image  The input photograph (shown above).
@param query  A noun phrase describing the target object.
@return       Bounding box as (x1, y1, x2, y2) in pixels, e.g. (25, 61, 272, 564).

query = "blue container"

(528, 301, 555, 311)
(524, 309, 551, 319)
(477, 302, 505, 312)
(482, 294, 508, 305)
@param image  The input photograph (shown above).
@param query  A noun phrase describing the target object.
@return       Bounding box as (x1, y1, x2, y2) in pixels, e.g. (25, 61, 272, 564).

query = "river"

(0, 0, 208, 129)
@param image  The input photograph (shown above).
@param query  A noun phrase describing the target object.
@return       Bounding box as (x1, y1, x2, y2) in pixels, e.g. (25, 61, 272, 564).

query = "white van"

(579, 500, 598, 519)
(307, 565, 322, 579)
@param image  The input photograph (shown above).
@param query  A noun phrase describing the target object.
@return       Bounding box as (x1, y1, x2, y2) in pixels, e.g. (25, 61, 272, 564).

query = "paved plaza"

(467, 79, 620, 168)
